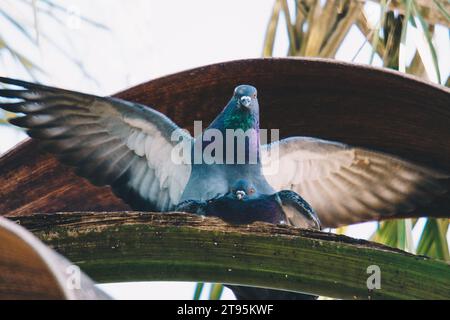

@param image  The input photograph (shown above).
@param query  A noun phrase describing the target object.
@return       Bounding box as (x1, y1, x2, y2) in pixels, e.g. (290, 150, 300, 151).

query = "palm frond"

(36, 0, 109, 30)
(417, 219, 450, 261)
(209, 284, 224, 300)
(193, 283, 204, 300)
(0, 0, 109, 82)
(432, 0, 450, 22)
(411, 0, 442, 83)
(263, 0, 282, 57)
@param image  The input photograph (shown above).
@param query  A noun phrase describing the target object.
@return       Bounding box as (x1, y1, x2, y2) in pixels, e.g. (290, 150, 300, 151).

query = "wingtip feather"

(0, 77, 34, 88)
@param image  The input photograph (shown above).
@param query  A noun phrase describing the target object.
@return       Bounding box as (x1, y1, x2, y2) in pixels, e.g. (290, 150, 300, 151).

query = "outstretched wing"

(261, 137, 448, 228)
(276, 190, 321, 229)
(0, 77, 192, 211)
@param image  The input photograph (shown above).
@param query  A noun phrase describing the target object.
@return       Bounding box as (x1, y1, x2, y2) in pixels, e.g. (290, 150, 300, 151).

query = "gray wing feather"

(261, 136, 448, 228)
(0, 77, 192, 211)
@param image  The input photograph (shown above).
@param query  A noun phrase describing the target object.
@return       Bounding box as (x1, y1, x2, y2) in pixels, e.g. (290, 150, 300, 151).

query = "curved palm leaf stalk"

(9, 212, 450, 300)
(0, 216, 110, 299)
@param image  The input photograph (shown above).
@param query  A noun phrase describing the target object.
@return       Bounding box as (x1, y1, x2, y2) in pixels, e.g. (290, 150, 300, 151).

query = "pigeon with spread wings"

(0, 77, 448, 229)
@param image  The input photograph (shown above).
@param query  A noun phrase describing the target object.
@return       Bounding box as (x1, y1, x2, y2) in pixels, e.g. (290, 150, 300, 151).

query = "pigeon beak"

(239, 96, 252, 108)
(236, 190, 246, 200)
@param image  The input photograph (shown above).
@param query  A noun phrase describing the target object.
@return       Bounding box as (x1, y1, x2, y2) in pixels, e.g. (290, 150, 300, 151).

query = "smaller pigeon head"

(229, 179, 258, 200)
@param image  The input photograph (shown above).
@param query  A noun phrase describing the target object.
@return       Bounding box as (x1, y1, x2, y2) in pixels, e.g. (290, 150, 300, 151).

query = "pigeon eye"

(249, 188, 255, 194)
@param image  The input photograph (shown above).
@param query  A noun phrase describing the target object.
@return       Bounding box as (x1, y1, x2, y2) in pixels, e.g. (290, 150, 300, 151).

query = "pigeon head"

(229, 179, 258, 200)
(233, 85, 258, 110)
(208, 84, 259, 132)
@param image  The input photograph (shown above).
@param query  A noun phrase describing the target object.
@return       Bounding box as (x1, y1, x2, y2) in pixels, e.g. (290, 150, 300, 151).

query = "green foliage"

(417, 219, 450, 261)
(192, 283, 225, 300)
(371, 220, 414, 252)
(193, 282, 204, 300)
(411, 0, 441, 83)
(208, 284, 224, 300)
(372, 218, 449, 262)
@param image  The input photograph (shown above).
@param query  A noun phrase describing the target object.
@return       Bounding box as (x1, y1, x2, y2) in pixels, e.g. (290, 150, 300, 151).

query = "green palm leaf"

(193, 282, 205, 300)
(417, 219, 450, 261)
(209, 284, 224, 300)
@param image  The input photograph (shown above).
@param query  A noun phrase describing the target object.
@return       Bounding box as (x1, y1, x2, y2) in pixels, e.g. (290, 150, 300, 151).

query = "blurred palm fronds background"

(0, 0, 107, 79)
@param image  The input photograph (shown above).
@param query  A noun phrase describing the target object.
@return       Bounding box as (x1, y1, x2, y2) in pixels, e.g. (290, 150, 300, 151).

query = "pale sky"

(0, 0, 448, 300)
